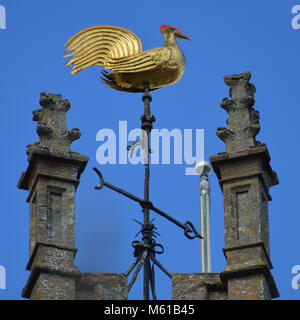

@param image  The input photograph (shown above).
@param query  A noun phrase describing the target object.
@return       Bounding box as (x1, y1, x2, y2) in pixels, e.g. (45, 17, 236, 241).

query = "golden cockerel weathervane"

(64, 25, 201, 301)
(64, 25, 190, 92)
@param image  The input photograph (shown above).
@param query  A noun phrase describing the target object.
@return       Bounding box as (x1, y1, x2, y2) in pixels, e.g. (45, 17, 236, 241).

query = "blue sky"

(0, 0, 299, 300)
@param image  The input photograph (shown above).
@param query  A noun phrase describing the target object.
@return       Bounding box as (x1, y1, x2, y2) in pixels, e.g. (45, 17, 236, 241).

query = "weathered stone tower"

(18, 93, 127, 300)
(172, 71, 279, 300)
(19, 71, 279, 300)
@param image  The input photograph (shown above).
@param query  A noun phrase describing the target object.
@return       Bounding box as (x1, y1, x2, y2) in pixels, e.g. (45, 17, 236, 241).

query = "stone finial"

(217, 71, 261, 153)
(26, 92, 81, 155)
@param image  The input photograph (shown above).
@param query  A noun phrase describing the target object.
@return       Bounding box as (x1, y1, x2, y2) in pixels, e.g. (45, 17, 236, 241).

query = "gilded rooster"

(64, 25, 190, 92)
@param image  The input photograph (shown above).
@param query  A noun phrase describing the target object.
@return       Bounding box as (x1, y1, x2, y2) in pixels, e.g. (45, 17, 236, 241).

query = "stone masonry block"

(172, 273, 226, 300)
(76, 273, 128, 300)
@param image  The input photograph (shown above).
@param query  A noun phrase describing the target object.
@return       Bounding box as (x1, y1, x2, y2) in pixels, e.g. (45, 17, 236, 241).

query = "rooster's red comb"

(160, 25, 181, 33)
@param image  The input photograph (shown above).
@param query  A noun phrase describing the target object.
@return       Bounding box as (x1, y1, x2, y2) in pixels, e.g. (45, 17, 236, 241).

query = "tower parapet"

(18, 93, 127, 300)
(172, 72, 279, 300)
(211, 71, 279, 299)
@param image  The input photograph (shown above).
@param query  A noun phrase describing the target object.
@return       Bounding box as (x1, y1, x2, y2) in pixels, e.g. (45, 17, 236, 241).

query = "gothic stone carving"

(27, 92, 81, 155)
(217, 71, 261, 153)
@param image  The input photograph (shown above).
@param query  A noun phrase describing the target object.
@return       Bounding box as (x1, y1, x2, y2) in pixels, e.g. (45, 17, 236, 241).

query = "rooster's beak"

(176, 32, 191, 40)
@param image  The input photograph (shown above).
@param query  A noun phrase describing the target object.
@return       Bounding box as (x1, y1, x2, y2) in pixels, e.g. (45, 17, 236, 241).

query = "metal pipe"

(194, 161, 212, 273)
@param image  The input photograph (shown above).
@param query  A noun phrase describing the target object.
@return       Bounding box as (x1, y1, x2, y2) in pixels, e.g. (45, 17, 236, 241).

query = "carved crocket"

(27, 93, 81, 155)
(217, 71, 261, 153)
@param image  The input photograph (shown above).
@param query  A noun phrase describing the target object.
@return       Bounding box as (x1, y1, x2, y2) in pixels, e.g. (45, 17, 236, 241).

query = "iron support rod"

(142, 82, 152, 300)
(93, 87, 203, 300)
(94, 167, 202, 239)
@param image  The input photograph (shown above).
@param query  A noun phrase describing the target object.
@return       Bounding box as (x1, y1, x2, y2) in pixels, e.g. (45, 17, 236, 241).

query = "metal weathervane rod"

(64, 23, 198, 300)
(141, 82, 154, 300)
(93, 84, 202, 300)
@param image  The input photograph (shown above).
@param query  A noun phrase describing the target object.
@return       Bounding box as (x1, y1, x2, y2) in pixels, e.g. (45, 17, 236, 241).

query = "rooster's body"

(64, 25, 190, 92)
